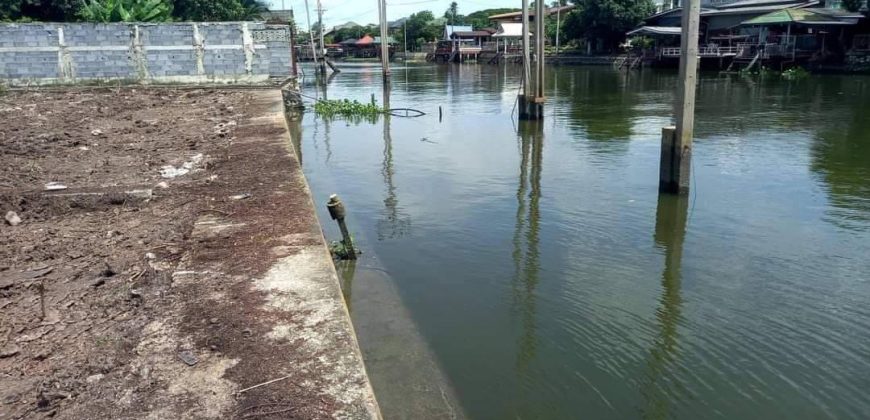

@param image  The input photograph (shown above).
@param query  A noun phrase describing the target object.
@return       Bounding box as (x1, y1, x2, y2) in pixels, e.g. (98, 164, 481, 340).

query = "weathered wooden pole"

(533, 0, 546, 119)
(519, 0, 532, 119)
(378, 0, 391, 82)
(327, 194, 357, 260)
(661, 0, 701, 194)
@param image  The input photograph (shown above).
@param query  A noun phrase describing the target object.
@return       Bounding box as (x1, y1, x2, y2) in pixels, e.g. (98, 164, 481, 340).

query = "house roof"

(451, 30, 494, 37)
(701, 1, 819, 16)
(627, 26, 682, 36)
(493, 22, 533, 38)
(444, 25, 473, 39)
(355, 35, 375, 45)
(741, 7, 859, 25)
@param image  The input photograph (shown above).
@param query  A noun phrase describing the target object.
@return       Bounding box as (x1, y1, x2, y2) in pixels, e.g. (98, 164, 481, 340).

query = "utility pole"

(660, 0, 700, 194)
(378, 0, 391, 81)
(519, 0, 532, 119)
(303, 0, 318, 77)
(316, 0, 327, 75)
(404, 20, 408, 56)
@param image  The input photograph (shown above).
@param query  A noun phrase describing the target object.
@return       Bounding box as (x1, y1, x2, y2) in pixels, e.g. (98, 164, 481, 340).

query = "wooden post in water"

(532, 0, 546, 120)
(519, 0, 532, 119)
(327, 194, 357, 260)
(661, 0, 701, 194)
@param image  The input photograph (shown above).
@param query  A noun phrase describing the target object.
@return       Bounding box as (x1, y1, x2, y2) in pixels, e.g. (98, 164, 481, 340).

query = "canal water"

(295, 63, 870, 419)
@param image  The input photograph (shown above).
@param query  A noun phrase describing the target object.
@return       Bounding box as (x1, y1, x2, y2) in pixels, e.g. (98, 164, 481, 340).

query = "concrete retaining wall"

(0, 22, 293, 86)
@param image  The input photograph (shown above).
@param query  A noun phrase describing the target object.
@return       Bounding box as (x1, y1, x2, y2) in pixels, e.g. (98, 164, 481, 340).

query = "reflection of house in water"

(513, 122, 544, 374)
(626, 0, 866, 70)
(811, 100, 870, 229)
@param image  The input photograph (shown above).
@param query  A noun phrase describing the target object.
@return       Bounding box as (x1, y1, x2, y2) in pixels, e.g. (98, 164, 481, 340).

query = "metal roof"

(627, 26, 682, 36)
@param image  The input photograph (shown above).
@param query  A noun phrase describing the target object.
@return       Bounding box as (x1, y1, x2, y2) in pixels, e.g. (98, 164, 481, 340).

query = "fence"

(0, 22, 294, 86)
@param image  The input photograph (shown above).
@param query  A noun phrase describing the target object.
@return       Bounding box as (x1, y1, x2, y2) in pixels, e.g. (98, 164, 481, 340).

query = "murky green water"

(295, 63, 870, 419)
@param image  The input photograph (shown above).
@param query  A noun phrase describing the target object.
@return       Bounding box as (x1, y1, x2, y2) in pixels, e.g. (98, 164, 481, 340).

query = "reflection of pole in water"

(640, 194, 689, 419)
(377, 85, 411, 240)
(336, 260, 357, 312)
(513, 121, 544, 374)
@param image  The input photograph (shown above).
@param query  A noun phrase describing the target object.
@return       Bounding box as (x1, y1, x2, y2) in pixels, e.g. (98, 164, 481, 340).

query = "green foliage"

(78, 0, 173, 22)
(782, 66, 810, 80)
(5, 0, 79, 21)
(444, 1, 465, 24)
(565, 0, 655, 51)
(1, 0, 22, 21)
(395, 10, 441, 50)
(314, 98, 384, 120)
(466, 8, 518, 29)
(329, 238, 356, 259)
(842, 0, 863, 12)
(173, 0, 268, 21)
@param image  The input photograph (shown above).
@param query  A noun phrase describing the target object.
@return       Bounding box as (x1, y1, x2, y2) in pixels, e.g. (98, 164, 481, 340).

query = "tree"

(466, 8, 518, 29)
(0, 0, 22, 21)
(78, 0, 173, 22)
(443, 1, 466, 25)
(173, 0, 244, 21)
(19, 0, 80, 21)
(842, 0, 862, 12)
(564, 0, 654, 51)
(238, 0, 269, 20)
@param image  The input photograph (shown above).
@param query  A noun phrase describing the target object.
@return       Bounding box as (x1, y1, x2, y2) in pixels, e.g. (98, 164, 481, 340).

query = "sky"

(268, 0, 518, 29)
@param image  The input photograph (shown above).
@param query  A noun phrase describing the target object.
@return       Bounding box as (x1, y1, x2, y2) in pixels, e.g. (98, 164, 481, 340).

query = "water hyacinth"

(313, 98, 385, 119)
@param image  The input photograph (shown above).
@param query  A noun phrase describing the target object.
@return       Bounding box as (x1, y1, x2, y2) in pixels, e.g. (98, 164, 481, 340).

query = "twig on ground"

(236, 374, 296, 394)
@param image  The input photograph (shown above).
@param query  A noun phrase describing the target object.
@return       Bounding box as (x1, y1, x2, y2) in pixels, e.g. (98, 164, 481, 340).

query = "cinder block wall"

(0, 22, 294, 86)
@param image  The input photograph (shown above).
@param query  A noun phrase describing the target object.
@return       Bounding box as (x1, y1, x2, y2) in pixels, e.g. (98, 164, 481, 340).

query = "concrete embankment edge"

(265, 90, 382, 418)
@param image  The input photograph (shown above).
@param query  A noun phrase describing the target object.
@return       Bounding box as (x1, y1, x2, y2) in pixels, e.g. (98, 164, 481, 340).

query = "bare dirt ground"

(0, 88, 376, 419)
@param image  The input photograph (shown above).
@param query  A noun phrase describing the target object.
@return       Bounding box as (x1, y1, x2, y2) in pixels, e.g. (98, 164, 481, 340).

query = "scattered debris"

(230, 193, 251, 200)
(44, 182, 68, 191)
(178, 350, 198, 366)
(5, 211, 21, 226)
(160, 153, 204, 179)
(86, 374, 104, 384)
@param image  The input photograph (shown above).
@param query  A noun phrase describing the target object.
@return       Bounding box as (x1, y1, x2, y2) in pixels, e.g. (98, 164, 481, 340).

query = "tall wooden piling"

(660, 0, 701, 194)
(519, 0, 532, 120)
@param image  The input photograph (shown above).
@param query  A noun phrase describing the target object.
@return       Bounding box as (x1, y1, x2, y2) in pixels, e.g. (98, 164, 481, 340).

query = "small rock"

(242, 328, 252, 337)
(91, 278, 105, 288)
(129, 289, 142, 299)
(5, 211, 21, 226)
(144, 252, 156, 260)
(230, 193, 251, 200)
(32, 349, 52, 361)
(86, 374, 104, 384)
(0, 345, 20, 358)
(155, 181, 169, 189)
(91, 129, 103, 136)
(209, 317, 219, 324)
(178, 350, 198, 366)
